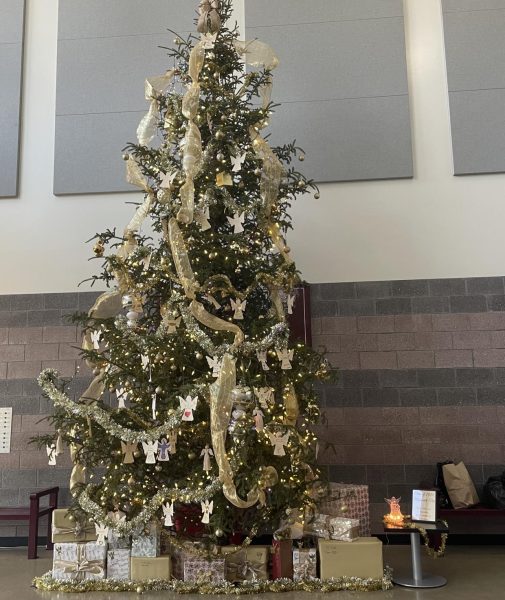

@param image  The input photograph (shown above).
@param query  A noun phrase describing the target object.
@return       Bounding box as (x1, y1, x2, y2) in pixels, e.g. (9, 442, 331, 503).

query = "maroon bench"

(0, 487, 59, 559)
(439, 505, 505, 535)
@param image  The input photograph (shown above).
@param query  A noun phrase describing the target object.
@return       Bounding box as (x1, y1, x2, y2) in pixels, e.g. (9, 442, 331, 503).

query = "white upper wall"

(1, 0, 505, 294)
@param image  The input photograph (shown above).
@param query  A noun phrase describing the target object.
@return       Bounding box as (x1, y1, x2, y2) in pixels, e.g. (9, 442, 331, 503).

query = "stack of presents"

(50, 484, 384, 583)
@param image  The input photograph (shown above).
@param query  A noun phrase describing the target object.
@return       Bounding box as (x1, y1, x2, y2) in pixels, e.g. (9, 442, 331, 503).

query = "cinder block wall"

(0, 292, 99, 540)
(312, 277, 505, 530)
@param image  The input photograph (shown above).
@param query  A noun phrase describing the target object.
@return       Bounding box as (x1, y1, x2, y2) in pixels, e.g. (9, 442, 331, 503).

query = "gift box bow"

(227, 555, 265, 581)
(53, 545, 104, 581)
(52, 521, 95, 540)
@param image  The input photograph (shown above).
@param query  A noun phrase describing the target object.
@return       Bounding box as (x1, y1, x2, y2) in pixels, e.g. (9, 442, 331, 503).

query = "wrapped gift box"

(292, 548, 317, 581)
(131, 522, 160, 557)
(107, 549, 131, 580)
(318, 483, 370, 537)
(271, 539, 293, 580)
(51, 509, 97, 543)
(318, 538, 383, 580)
(131, 556, 171, 581)
(52, 542, 106, 581)
(184, 557, 226, 583)
(108, 530, 131, 550)
(223, 546, 269, 582)
(307, 514, 360, 542)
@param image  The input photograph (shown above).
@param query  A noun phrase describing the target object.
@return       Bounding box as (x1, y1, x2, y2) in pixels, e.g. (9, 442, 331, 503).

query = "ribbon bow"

(197, 0, 221, 34)
(52, 522, 95, 540)
(227, 554, 265, 582)
(54, 545, 104, 581)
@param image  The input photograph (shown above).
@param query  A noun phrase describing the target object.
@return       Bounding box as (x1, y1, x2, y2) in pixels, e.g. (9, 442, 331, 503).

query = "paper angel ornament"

(201, 32, 218, 49)
(201, 500, 213, 524)
(141, 354, 150, 370)
(121, 441, 138, 464)
(231, 151, 247, 172)
(142, 440, 159, 464)
(196, 206, 211, 231)
(160, 170, 177, 189)
(255, 386, 274, 409)
(95, 522, 109, 546)
(256, 350, 270, 371)
(231, 298, 246, 320)
(179, 395, 198, 421)
(158, 438, 170, 461)
(142, 253, 152, 270)
(277, 348, 294, 370)
(269, 431, 290, 456)
(287, 294, 296, 315)
(90, 330, 102, 350)
(253, 408, 265, 431)
(163, 502, 174, 527)
(166, 316, 182, 334)
(200, 444, 214, 472)
(46, 444, 57, 466)
(227, 212, 245, 234)
(206, 356, 222, 378)
(107, 510, 126, 526)
(116, 387, 128, 409)
(168, 430, 178, 454)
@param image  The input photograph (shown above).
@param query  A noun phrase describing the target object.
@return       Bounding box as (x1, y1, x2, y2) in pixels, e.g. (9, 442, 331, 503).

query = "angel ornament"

(90, 330, 102, 350)
(163, 502, 174, 527)
(255, 386, 274, 409)
(179, 395, 198, 421)
(253, 408, 264, 431)
(256, 350, 270, 371)
(95, 523, 109, 546)
(166, 316, 181, 334)
(158, 438, 170, 461)
(269, 431, 290, 457)
(277, 348, 294, 370)
(206, 356, 222, 378)
(196, 206, 211, 232)
(46, 444, 57, 466)
(142, 440, 159, 464)
(227, 212, 245, 234)
(168, 430, 178, 455)
(231, 298, 246, 320)
(286, 294, 296, 315)
(200, 444, 214, 472)
(116, 387, 128, 409)
(121, 441, 138, 464)
(201, 500, 213, 524)
(231, 151, 247, 173)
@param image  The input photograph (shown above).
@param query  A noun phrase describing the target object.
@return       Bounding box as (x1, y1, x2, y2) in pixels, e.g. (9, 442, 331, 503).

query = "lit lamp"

(384, 496, 405, 527)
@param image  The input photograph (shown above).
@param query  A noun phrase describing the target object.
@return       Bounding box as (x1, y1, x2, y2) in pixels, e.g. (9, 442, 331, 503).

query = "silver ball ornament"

(215, 528, 224, 538)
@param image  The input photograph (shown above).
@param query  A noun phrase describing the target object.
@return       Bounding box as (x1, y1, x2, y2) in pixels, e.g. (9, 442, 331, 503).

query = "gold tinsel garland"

(383, 518, 449, 559)
(33, 572, 393, 594)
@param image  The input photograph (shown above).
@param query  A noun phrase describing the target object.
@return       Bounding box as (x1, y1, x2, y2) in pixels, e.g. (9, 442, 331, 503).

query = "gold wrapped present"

(52, 509, 97, 543)
(223, 545, 269, 582)
(131, 556, 171, 581)
(52, 542, 106, 581)
(292, 548, 317, 581)
(307, 514, 360, 542)
(318, 538, 383, 580)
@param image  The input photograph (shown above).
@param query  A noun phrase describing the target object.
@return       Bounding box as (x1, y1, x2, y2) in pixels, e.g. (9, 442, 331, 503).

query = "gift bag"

(442, 462, 479, 509)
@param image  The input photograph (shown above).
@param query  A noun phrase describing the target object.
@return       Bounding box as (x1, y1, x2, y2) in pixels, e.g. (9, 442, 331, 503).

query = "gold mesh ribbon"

(168, 218, 199, 299)
(249, 130, 285, 217)
(53, 544, 104, 581)
(137, 70, 175, 146)
(233, 39, 279, 71)
(190, 300, 244, 347)
(197, 0, 221, 34)
(82, 291, 123, 357)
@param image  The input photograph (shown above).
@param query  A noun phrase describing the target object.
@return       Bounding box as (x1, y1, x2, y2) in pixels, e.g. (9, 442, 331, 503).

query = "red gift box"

(271, 539, 293, 579)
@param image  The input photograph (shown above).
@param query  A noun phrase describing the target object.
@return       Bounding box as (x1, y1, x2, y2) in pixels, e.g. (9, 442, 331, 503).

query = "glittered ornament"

(93, 239, 105, 257)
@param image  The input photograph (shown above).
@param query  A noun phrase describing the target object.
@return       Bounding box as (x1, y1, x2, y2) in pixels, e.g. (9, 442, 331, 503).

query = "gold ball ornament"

(254, 168, 261, 176)
(133, 450, 142, 458)
(155, 386, 163, 395)
(215, 528, 224, 538)
(188, 451, 196, 460)
(122, 153, 129, 161)
(215, 130, 225, 140)
(340, 504, 348, 514)
(68, 514, 75, 522)
(299, 153, 305, 161)
(170, 365, 177, 371)
(314, 192, 321, 199)
(196, 352, 203, 360)
(155, 464, 162, 472)
(136, 585, 144, 594)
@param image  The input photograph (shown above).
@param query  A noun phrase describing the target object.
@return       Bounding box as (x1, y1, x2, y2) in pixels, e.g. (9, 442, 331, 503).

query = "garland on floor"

(32, 572, 393, 594)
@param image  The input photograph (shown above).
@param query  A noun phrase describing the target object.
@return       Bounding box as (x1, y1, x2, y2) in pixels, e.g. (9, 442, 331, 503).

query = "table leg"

(393, 532, 447, 588)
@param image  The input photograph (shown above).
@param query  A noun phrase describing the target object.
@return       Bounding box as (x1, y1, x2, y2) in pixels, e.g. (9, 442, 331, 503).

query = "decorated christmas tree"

(37, 0, 329, 553)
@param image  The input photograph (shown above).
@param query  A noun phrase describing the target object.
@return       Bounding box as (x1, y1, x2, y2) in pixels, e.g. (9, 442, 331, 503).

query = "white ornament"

(256, 350, 270, 371)
(90, 330, 101, 350)
(253, 408, 265, 431)
(200, 444, 214, 472)
(116, 388, 128, 409)
(107, 510, 126, 526)
(179, 395, 198, 421)
(197, 207, 211, 232)
(151, 393, 157, 420)
(277, 348, 294, 370)
(201, 500, 213, 524)
(46, 444, 57, 466)
(287, 294, 296, 315)
(141, 354, 150, 370)
(227, 212, 245, 234)
(269, 431, 290, 456)
(95, 522, 109, 546)
(121, 441, 138, 464)
(166, 316, 181, 334)
(254, 386, 274, 409)
(206, 356, 222, 378)
(158, 438, 170, 461)
(142, 440, 159, 464)
(160, 171, 177, 188)
(231, 151, 247, 172)
(201, 32, 218, 49)
(230, 298, 246, 320)
(163, 502, 174, 527)
(168, 430, 178, 454)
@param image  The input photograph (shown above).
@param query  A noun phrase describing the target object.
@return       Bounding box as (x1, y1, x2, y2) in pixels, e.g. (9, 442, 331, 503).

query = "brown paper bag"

(442, 462, 479, 509)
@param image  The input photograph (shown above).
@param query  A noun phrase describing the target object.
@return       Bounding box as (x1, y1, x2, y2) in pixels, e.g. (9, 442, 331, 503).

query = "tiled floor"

(0, 545, 504, 600)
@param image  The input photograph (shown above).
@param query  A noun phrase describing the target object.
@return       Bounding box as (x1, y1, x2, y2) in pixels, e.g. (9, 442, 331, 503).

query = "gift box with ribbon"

(107, 510, 130, 549)
(131, 522, 160, 558)
(107, 548, 131, 580)
(292, 548, 317, 581)
(51, 509, 97, 544)
(223, 545, 269, 582)
(131, 556, 171, 581)
(183, 557, 226, 583)
(318, 483, 370, 537)
(52, 542, 106, 581)
(271, 539, 293, 580)
(307, 514, 360, 542)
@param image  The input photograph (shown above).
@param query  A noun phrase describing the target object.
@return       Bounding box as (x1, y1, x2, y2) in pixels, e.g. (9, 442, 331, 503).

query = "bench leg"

(28, 495, 39, 559)
(46, 512, 53, 550)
